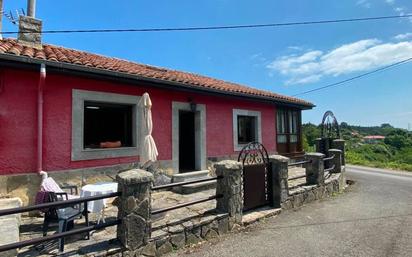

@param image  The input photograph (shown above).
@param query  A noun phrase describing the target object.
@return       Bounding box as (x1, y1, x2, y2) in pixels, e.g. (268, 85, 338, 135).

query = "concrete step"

(172, 170, 216, 194)
(172, 170, 209, 183)
(0, 197, 22, 257)
(180, 180, 217, 194)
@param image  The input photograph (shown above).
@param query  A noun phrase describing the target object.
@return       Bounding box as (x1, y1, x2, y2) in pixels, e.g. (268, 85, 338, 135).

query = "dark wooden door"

(243, 164, 269, 211)
(179, 111, 196, 172)
(238, 142, 270, 211)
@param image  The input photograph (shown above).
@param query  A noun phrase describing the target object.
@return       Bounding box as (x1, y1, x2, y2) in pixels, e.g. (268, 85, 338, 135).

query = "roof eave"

(0, 53, 315, 109)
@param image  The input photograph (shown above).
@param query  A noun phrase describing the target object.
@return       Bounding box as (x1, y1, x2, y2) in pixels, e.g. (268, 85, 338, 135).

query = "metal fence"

(151, 176, 223, 215)
(323, 154, 336, 177)
(0, 192, 121, 253)
(288, 160, 311, 182)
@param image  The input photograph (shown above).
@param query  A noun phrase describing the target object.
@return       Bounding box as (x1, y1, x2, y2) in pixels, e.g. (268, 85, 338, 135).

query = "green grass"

(346, 150, 412, 172)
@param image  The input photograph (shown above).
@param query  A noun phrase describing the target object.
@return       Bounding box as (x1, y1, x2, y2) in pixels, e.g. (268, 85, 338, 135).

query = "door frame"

(172, 101, 206, 173)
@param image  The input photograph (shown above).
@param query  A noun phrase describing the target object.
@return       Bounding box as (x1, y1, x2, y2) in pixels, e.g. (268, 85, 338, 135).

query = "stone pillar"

(332, 139, 345, 165)
(328, 149, 342, 173)
(116, 169, 153, 251)
(215, 160, 243, 225)
(314, 138, 322, 153)
(268, 155, 289, 208)
(305, 153, 325, 185)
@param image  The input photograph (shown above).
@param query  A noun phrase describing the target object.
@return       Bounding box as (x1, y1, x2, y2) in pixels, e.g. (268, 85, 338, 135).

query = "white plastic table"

(80, 182, 118, 223)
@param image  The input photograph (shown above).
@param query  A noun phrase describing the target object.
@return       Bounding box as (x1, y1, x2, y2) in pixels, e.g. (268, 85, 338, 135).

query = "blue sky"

(2, 0, 412, 129)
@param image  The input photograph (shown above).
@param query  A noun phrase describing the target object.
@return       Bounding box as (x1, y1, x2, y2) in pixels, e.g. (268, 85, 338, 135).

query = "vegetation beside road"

(302, 123, 412, 171)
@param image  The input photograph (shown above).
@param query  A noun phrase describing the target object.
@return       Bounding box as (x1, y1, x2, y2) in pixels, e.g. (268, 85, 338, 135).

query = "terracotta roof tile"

(0, 38, 313, 107)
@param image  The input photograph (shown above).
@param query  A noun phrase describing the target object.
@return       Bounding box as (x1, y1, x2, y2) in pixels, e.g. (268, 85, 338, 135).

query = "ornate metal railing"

(237, 142, 269, 166)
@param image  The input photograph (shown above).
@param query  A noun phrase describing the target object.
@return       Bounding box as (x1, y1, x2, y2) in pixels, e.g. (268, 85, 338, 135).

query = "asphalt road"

(167, 166, 412, 257)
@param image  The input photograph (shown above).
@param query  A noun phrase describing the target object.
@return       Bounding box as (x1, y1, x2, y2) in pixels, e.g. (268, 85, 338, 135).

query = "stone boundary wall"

(103, 173, 345, 257)
(139, 213, 230, 257)
(7, 151, 346, 257)
(109, 162, 242, 257)
(96, 213, 231, 257)
(282, 173, 344, 210)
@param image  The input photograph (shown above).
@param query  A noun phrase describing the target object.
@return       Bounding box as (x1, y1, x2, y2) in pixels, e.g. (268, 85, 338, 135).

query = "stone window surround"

(72, 89, 140, 161)
(172, 101, 207, 173)
(233, 109, 262, 151)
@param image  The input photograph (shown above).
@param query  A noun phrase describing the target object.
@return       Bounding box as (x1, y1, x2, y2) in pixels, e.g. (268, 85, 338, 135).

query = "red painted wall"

(0, 67, 277, 175)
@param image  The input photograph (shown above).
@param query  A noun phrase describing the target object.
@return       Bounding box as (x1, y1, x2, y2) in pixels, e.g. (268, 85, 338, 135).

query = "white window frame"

(233, 109, 262, 151)
(71, 89, 140, 161)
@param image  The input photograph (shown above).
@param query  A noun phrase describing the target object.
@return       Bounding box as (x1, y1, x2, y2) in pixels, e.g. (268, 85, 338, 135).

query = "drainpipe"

(37, 63, 46, 174)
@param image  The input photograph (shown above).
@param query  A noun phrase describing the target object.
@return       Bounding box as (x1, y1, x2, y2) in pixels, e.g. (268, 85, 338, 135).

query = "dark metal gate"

(238, 142, 270, 211)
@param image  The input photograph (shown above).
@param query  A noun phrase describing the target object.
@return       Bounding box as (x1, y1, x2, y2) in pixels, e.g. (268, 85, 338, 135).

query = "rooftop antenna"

(5, 11, 17, 25)
(4, 9, 24, 26)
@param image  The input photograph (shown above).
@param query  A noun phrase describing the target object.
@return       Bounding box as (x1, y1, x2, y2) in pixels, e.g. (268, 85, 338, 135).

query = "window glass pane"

(288, 111, 299, 134)
(237, 115, 256, 144)
(277, 135, 287, 143)
(277, 110, 286, 133)
(84, 101, 133, 149)
(290, 135, 298, 143)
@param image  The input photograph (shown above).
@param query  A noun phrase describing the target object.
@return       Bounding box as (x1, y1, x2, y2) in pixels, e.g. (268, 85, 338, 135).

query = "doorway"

(179, 111, 196, 172)
(172, 101, 206, 173)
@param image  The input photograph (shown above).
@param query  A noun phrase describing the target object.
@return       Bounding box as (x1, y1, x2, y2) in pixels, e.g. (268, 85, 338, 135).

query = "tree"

(384, 134, 412, 149)
(381, 123, 393, 129)
(302, 123, 320, 147)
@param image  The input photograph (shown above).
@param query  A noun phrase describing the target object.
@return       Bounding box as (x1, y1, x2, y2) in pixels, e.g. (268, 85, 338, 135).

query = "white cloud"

(395, 7, 404, 13)
(285, 75, 322, 85)
(267, 38, 412, 85)
(383, 0, 412, 23)
(356, 0, 371, 8)
(287, 46, 304, 51)
(268, 50, 323, 76)
(394, 33, 412, 40)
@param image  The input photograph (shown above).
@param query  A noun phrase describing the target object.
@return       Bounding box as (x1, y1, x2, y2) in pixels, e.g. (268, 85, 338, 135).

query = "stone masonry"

(328, 149, 342, 173)
(305, 152, 325, 185)
(269, 155, 289, 208)
(214, 160, 243, 225)
(18, 16, 43, 49)
(116, 169, 153, 251)
(332, 139, 346, 165)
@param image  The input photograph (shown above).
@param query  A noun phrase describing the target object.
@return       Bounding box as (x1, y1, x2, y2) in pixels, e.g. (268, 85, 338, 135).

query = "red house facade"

(0, 38, 313, 203)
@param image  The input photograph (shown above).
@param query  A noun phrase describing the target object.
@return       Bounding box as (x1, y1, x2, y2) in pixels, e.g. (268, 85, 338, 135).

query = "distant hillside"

(302, 123, 412, 171)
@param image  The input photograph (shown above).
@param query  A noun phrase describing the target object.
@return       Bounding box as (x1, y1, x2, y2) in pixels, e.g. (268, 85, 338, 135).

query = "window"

(276, 109, 301, 147)
(237, 115, 257, 144)
(289, 111, 298, 143)
(84, 101, 133, 149)
(72, 90, 140, 161)
(233, 109, 262, 151)
(277, 110, 287, 143)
